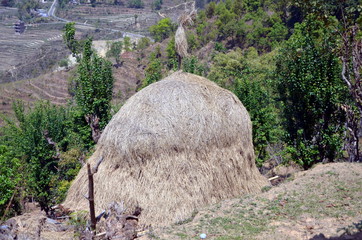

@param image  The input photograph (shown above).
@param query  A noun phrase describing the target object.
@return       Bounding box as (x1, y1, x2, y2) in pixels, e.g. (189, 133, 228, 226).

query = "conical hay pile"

(64, 71, 268, 226)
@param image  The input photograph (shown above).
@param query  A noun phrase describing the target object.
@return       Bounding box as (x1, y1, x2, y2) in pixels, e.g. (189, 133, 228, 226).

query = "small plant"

(174, 210, 198, 225)
(68, 210, 89, 237)
(59, 59, 69, 68)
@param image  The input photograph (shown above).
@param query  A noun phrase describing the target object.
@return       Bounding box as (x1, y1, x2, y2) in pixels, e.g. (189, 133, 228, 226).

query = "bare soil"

(140, 162, 362, 240)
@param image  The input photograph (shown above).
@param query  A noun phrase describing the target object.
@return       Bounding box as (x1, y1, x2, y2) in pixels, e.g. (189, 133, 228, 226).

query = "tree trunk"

(85, 114, 101, 143)
(341, 24, 362, 162)
(87, 163, 96, 232)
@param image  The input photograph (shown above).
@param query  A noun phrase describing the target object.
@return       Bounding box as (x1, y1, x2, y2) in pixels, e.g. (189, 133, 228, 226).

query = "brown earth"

(140, 162, 362, 240)
(2, 162, 361, 240)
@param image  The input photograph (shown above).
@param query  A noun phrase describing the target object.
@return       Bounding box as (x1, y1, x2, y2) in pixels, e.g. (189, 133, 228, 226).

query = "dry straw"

(64, 71, 268, 226)
(175, 5, 196, 59)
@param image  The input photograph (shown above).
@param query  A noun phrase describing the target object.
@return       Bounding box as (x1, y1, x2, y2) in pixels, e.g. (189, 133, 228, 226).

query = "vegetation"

(106, 41, 123, 66)
(75, 38, 114, 143)
(149, 18, 175, 42)
(127, 0, 144, 9)
(63, 22, 80, 58)
(152, 0, 162, 10)
(17, 0, 40, 21)
(141, 0, 361, 167)
(0, 30, 114, 219)
(276, 16, 348, 168)
(1, 0, 362, 224)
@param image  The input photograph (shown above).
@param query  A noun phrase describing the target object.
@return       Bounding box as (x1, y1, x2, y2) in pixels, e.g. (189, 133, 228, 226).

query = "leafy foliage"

(127, 0, 144, 8)
(152, 0, 162, 10)
(141, 54, 163, 88)
(1, 101, 71, 214)
(75, 38, 114, 131)
(63, 22, 79, 57)
(106, 41, 123, 66)
(166, 37, 177, 70)
(17, 0, 40, 21)
(0, 146, 21, 213)
(182, 56, 206, 76)
(137, 37, 151, 50)
(276, 16, 349, 168)
(123, 36, 132, 51)
(149, 18, 175, 42)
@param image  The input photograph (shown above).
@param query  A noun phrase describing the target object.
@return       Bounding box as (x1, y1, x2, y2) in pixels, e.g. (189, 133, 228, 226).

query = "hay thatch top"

(98, 71, 251, 164)
(64, 71, 267, 226)
(175, 10, 196, 58)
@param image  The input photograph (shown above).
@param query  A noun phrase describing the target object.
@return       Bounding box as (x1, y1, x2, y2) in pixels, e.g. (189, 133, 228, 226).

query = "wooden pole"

(87, 163, 96, 232)
(86, 156, 104, 233)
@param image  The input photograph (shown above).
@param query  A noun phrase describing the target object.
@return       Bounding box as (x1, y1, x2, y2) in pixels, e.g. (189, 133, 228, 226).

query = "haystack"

(64, 71, 268, 226)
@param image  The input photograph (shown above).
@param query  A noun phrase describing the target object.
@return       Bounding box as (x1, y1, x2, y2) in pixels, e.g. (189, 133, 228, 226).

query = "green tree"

(182, 56, 206, 76)
(137, 37, 151, 50)
(17, 0, 40, 21)
(1, 101, 70, 215)
(63, 22, 79, 58)
(106, 41, 123, 66)
(0, 145, 21, 218)
(75, 38, 114, 143)
(152, 0, 162, 10)
(127, 0, 144, 8)
(141, 52, 163, 88)
(149, 18, 175, 42)
(166, 37, 177, 70)
(123, 36, 132, 51)
(276, 16, 348, 168)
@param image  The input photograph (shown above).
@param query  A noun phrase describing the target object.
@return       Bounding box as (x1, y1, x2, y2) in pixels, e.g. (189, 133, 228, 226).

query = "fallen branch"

(1, 190, 16, 222)
(268, 176, 279, 181)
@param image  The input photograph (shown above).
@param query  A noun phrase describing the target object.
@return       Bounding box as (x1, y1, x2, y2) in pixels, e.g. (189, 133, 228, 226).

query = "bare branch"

(92, 156, 104, 174)
(341, 56, 352, 89)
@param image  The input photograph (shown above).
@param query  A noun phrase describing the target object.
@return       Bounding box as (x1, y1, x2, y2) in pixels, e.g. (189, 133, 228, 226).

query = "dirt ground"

(1, 162, 361, 239)
(141, 162, 362, 240)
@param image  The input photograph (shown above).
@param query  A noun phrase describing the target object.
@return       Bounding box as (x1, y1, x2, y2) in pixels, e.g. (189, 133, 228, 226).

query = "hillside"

(1, 162, 361, 239)
(0, 0, 361, 239)
(0, 50, 143, 126)
(145, 162, 362, 240)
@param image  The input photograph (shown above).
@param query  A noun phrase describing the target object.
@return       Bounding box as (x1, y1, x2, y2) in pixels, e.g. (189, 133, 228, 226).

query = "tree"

(152, 0, 162, 10)
(127, 0, 144, 8)
(106, 41, 123, 67)
(141, 51, 163, 88)
(276, 16, 348, 168)
(17, 0, 40, 21)
(149, 18, 175, 42)
(338, 4, 362, 162)
(0, 145, 21, 219)
(123, 36, 132, 51)
(137, 37, 151, 50)
(1, 101, 70, 215)
(75, 38, 114, 143)
(166, 37, 177, 70)
(63, 22, 79, 58)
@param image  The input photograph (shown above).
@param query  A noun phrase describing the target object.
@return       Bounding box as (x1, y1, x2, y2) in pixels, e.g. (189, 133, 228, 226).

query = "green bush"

(149, 18, 175, 42)
(276, 16, 348, 168)
(127, 0, 144, 8)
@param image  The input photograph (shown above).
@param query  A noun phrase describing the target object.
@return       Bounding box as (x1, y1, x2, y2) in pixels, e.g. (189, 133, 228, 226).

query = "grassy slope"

(143, 162, 362, 240)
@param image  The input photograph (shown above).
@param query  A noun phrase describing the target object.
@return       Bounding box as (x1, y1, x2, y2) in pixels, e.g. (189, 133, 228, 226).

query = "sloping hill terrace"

(0, 53, 143, 126)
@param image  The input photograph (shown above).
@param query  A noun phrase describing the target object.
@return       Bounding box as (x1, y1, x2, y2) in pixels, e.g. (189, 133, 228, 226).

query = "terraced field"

(0, 7, 68, 83)
(0, 54, 142, 126)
